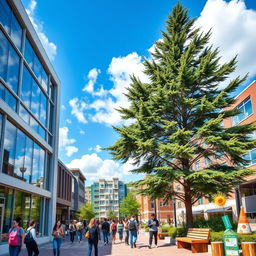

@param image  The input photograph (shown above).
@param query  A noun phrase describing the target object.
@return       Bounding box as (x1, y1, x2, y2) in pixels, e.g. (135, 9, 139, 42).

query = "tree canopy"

(119, 192, 141, 217)
(79, 203, 96, 221)
(107, 3, 256, 227)
(107, 210, 117, 220)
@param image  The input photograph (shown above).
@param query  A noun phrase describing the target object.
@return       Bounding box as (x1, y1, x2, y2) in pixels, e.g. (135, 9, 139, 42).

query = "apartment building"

(0, 0, 60, 253)
(90, 178, 127, 219)
(176, 81, 256, 227)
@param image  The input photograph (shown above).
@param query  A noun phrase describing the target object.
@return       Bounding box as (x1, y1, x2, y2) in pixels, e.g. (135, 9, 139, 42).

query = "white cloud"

(88, 145, 102, 152)
(59, 127, 78, 157)
(66, 153, 136, 181)
(83, 68, 101, 93)
(195, 0, 256, 84)
(61, 105, 66, 110)
(25, 0, 57, 61)
(65, 119, 72, 124)
(69, 98, 87, 124)
(80, 130, 85, 135)
(66, 146, 79, 157)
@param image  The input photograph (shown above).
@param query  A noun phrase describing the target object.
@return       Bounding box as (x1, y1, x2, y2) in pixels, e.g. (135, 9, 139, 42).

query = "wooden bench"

(176, 228, 211, 253)
(157, 232, 168, 240)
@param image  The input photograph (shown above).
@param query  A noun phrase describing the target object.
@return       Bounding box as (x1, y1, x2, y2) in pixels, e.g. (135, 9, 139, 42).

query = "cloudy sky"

(21, 0, 256, 184)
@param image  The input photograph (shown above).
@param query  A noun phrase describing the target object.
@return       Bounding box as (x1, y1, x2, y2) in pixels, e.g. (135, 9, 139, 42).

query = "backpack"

(24, 230, 35, 245)
(128, 220, 136, 231)
(8, 228, 20, 246)
(70, 224, 75, 232)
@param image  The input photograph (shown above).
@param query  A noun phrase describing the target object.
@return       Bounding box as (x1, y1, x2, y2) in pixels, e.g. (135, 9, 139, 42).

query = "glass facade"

(0, 0, 55, 143)
(0, 185, 47, 243)
(2, 120, 47, 189)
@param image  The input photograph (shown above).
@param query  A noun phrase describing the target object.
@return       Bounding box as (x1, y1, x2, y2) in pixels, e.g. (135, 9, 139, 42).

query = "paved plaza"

(17, 231, 211, 256)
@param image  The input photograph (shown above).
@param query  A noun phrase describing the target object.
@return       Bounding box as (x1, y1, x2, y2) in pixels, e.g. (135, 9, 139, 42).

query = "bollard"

(211, 242, 224, 256)
(241, 242, 256, 256)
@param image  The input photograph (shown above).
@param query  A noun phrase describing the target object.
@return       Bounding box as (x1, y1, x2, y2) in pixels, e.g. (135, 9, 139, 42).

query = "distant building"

(85, 186, 91, 205)
(70, 169, 86, 213)
(90, 178, 127, 218)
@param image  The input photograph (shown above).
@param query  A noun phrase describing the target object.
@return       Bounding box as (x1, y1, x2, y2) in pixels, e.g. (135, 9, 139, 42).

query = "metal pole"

(174, 198, 177, 227)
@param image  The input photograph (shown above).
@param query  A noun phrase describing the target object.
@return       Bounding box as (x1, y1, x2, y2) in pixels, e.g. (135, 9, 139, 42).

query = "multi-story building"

(70, 168, 86, 213)
(56, 161, 73, 223)
(136, 186, 174, 223)
(90, 178, 127, 219)
(176, 81, 256, 228)
(85, 186, 91, 205)
(0, 0, 60, 253)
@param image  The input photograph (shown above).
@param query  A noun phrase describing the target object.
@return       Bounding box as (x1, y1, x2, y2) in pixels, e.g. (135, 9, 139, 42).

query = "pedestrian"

(76, 220, 84, 243)
(8, 216, 25, 256)
(52, 220, 64, 256)
(117, 220, 124, 242)
(69, 221, 76, 243)
(24, 220, 39, 256)
(110, 220, 117, 244)
(148, 213, 160, 249)
(123, 218, 129, 245)
(101, 218, 110, 245)
(85, 218, 101, 256)
(128, 215, 138, 248)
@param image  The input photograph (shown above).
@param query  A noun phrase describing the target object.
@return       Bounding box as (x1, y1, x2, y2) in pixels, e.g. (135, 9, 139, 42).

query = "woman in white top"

(25, 220, 39, 256)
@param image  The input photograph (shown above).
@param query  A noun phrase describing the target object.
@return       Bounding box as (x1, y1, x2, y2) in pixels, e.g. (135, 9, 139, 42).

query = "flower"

(214, 194, 227, 207)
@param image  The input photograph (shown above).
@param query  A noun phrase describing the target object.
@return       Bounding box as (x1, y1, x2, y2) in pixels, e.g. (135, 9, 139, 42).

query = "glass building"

(0, 0, 60, 252)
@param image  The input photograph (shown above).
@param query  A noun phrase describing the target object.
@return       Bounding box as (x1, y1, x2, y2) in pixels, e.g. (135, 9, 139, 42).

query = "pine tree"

(107, 3, 256, 228)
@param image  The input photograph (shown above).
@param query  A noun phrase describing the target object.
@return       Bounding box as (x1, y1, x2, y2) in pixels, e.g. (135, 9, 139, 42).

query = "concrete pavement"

(17, 230, 211, 256)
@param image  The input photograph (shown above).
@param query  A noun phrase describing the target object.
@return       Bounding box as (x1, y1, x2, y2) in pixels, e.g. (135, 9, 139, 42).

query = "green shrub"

(161, 226, 170, 232)
(140, 223, 147, 229)
(144, 227, 149, 232)
(211, 232, 256, 243)
(168, 227, 177, 238)
(176, 227, 187, 237)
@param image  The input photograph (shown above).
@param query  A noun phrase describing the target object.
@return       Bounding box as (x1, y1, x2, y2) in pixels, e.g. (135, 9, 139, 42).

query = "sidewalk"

(18, 230, 211, 256)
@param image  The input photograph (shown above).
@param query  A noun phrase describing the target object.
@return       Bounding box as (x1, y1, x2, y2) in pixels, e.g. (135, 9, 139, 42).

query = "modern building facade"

(70, 168, 86, 215)
(0, 0, 60, 253)
(176, 81, 256, 229)
(91, 178, 127, 219)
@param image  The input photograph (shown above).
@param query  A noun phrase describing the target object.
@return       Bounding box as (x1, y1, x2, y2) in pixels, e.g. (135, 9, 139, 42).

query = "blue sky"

(21, 0, 256, 184)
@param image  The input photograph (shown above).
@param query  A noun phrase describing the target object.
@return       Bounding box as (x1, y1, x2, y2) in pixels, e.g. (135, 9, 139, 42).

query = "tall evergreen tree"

(107, 3, 256, 228)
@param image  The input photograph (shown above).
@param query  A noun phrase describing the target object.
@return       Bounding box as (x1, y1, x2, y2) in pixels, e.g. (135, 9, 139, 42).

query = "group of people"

(7, 213, 160, 256)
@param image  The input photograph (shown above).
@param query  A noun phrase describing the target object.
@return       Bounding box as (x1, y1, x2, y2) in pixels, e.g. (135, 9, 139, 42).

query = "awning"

(205, 207, 232, 213)
(193, 210, 204, 215)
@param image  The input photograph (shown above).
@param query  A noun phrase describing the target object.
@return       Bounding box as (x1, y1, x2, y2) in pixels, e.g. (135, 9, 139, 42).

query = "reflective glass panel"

(30, 116, 39, 133)
(244, 99, 253, 117)
(14, 129, 26, 182)
(38, 125, 46, 139)
(24, 38, 34, 69)
(19, 104, 30, 123)
(49, 82, 54, 101)
(0, 0, 11, 34)
(33, 55, 42, 83)
(0, 82, 4, 100)
(49, 103, 54, 132)
(31, 143, 40, 187)
(10, 13, 22, 50)
(0, 30, 8, 80)
(251, 149, 256, 165)
(41, 68, 48, 92)
(24, 137, 33, 184)
(31, 195, 42, 234)
(31, 80, 40, 119)
(7, 46, 19, 93)
(14, 190, 31, 229)
(21, 66, 32, 108)
(38, 147, 45, 189)
(2, 120, 16, 176)
(39, 91, 47, 126)
(5, 89, 16, 111)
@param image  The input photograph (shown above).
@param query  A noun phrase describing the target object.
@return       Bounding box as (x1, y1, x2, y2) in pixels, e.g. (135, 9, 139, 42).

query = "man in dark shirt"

(101, 218, 110, 245)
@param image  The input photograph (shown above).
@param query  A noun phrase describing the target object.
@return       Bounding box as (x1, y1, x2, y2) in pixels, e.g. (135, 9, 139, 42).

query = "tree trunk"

(184, 185, 193, 228)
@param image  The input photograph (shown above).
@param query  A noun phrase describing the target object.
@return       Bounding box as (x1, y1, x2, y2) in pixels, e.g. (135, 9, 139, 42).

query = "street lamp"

(20, 167, 27, 181)
(173, 197, 177, 227)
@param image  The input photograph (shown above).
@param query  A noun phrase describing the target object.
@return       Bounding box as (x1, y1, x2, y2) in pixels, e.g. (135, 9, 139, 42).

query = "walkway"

(18, 231, 211, 256)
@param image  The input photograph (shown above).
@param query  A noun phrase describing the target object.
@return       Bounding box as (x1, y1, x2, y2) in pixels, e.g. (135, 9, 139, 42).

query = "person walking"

(69, 221, 76, 243)
(8, 216, 25, 256)
(123, 218, 129, 245)
(52, 220, 64, 256)
(117, 220, 124, 242)
(128, 215, 138, 248)
(25, 220, 39, 256)
(76, 220, 84, 243)
(110, 220, 117, 244)
(85, 218, 101, 256)
(101, 218, 110, 245)
(148, 213, 160, 249)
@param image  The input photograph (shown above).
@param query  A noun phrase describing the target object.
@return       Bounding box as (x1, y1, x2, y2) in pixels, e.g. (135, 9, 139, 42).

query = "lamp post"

(173, 197, 177, 227)
(20, 167, 27, 181)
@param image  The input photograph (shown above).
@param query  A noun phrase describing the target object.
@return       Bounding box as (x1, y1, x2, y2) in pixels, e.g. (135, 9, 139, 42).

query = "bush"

(144, 227, 149, 232)
(211, 232, 256, 243)
(167, 227, 187, 238)
(168, 227, 177, 238)
(161, 226, 171, 232)
(140, 223, 147, 229)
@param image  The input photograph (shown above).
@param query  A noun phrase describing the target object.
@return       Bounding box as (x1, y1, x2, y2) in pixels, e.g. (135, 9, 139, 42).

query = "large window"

(0, 0, 22, 50)
(0, 30, 20, 94)
(2, 120, 47, 188)
(243, 149, 256, 166)
(232, 97, 253, 126)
